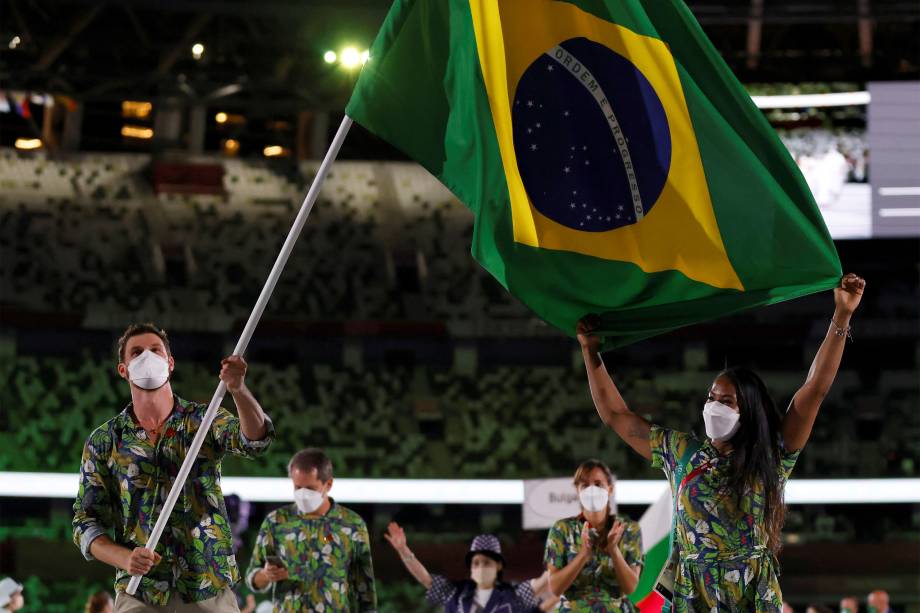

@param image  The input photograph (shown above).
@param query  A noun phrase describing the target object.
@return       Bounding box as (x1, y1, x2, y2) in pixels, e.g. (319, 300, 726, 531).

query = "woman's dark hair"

(718, 367, 786, 552)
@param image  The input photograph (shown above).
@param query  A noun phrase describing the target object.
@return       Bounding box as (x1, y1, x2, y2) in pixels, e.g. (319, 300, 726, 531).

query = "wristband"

(831, 318, 853, 341)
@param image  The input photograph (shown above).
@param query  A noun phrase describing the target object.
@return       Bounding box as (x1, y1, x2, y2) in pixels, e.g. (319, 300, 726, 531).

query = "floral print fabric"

(544, 514, 643, 612)
(73, 395, 274, 606)
(650, 425, 800, 612)
(246, 501, 377, 612)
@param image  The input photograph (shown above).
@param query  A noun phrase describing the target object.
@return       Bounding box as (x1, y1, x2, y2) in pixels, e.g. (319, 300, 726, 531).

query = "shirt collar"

(293, 497, 339, 519)
(576, 511, 616, 528)
(117, 394, 189, 430)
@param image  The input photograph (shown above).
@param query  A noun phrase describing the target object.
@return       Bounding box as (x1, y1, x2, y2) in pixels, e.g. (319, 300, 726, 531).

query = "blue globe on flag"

(511, 37, 672, 233)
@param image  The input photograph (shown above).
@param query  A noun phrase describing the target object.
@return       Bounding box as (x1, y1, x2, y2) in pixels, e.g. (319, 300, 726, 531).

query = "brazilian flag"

(346, 0, 841, 347)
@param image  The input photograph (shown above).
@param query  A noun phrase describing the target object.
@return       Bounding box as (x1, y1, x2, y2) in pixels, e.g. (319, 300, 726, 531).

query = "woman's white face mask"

(127, 350, 170, 390)
(703, 400, 741, 442)
(471, 564, 497, 588)
(578, 485, 609, 513)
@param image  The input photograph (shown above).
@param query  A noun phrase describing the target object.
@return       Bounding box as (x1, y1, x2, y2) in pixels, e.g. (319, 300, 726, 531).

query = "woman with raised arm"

(384, 522, 545, 613)
(543, 459, 643, 612)
(576, 273, 864, 612)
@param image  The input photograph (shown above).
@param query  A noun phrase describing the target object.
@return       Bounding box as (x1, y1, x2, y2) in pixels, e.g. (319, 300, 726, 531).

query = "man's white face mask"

(293, 487, 325, 514)
(127, 350, 170, 390)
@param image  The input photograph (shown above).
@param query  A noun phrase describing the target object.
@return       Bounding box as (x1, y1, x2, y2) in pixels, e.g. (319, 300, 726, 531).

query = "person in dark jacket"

(385, 523, 545, 613)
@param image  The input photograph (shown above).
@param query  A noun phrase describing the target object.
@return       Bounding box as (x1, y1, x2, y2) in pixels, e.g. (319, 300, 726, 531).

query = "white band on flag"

(546, 45, 644, 221)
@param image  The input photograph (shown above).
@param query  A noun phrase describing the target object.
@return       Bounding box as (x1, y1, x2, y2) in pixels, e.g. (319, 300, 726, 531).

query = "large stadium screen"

(757, 82, 920, 240)
(868, 81, 920, 237)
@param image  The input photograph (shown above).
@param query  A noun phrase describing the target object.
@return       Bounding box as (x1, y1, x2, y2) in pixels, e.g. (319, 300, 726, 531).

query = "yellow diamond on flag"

(469, 0, 744, 290)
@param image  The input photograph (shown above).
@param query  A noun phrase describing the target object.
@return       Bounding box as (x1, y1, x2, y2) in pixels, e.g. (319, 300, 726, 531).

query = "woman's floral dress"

(650, 425, 800, 612)
(544, 514, 643, 612)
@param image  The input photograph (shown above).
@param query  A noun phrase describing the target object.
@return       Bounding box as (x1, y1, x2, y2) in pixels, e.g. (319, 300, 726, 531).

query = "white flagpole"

(127, 115, 354, 596)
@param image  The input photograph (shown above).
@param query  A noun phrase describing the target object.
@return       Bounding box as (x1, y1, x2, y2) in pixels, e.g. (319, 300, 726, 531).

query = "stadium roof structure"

(1, 0, 918, 114)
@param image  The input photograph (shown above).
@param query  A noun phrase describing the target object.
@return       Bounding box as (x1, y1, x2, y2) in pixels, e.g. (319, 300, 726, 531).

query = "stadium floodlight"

(215, 112, 228, 124)
(361, 50, 369, 65)
(121, 125, 154, 139)
(263, 145, 289, 157)
(207, 83, 244, 100)
(122, 101, 152, 119)
(324, 50, 337, 64)
(341, 47, 361, 69)
(14, 138, 42, 150)
(191, 42, 205, 60)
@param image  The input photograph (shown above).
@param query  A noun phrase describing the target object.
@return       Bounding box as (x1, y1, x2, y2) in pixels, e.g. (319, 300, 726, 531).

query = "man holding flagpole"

(73, 323, 274, 612)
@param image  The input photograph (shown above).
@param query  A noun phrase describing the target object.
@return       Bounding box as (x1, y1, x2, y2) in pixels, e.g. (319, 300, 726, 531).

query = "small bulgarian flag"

(629, 488, 673, 611)
(346, 0, 841, 347)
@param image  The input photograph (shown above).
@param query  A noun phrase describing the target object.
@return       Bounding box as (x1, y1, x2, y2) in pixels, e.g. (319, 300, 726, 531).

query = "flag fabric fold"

(347, 0, 841, 347)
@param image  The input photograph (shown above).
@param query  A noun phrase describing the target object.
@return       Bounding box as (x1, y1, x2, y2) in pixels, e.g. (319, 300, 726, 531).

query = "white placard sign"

(522, 477, 616, 529)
